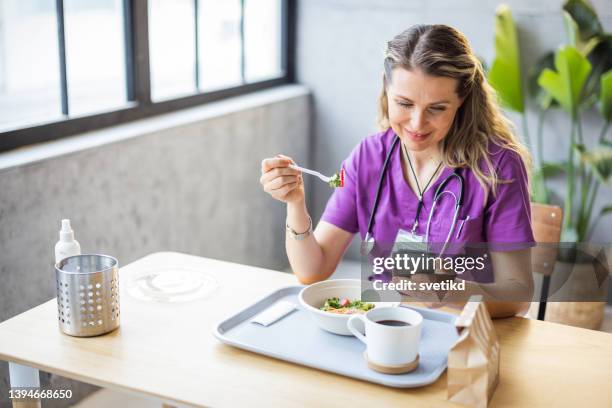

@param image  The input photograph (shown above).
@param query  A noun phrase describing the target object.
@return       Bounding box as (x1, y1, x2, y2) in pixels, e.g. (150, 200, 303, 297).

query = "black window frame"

(0, 0, 296, 153)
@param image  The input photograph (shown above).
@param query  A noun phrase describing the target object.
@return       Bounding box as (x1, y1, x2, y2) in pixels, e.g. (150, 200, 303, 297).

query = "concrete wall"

(296, 0, 612, 259)
(0, 85, 311, 407)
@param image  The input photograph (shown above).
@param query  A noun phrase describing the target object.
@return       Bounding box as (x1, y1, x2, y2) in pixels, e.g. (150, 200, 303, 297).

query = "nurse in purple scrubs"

(260, 25, 534, 318)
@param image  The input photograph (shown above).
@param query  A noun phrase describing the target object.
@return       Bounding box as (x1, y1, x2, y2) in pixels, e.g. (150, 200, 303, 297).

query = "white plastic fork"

(289, 164, 332, 183)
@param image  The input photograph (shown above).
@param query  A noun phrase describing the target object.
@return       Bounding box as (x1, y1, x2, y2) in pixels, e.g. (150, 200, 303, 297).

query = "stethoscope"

(361, 135, 465, 257)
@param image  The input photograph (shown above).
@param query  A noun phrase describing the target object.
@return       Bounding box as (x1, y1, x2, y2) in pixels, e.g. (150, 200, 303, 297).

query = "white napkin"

(250, 300, 297, 326)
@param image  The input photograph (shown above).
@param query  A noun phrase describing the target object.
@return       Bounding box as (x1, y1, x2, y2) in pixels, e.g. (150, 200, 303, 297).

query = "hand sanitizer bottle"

(55, 219, 81, 263)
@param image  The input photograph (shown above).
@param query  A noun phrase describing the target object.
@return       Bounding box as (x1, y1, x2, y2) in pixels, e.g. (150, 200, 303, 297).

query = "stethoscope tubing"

(364, 135, 401, 244)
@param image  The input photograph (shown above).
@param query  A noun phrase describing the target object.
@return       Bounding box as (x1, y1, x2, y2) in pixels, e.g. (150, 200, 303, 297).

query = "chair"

(530, 203, 563, 320)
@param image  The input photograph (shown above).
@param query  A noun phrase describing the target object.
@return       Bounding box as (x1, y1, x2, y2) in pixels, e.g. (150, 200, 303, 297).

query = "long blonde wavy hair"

(378, 24, 531, 196)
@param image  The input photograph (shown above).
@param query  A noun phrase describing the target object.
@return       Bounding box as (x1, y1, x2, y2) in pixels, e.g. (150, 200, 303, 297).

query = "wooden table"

(0, 252, 611, 407)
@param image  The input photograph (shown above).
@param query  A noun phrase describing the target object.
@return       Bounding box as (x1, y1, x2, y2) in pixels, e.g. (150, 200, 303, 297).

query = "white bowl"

(298, 279, 396, 336)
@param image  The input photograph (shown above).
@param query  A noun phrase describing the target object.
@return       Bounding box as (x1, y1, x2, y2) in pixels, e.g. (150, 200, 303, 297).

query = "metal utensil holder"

(55, 254, 120, 337)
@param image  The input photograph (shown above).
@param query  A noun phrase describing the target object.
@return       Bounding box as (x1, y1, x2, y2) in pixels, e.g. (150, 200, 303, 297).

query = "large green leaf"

(588, 34, 612, 78)
(563, 11, 600, 55)
(527, 52, 558, 110)
(577, 146, 612, 184)
(600, 206, 612, 217)
(562, 1, 607, 109)
(599, 69, 612, 121)
(581, 35, 612, 110)
(538, 46, 592, 116)
(488, 4, 524, 113)
(541, 161, 567, 178)
(563, 0, 603, 42)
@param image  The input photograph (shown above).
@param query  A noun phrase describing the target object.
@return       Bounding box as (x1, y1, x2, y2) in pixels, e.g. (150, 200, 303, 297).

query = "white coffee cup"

(347, 307, 422, 367)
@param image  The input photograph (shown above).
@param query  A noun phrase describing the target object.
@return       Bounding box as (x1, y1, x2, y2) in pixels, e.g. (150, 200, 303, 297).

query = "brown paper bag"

(447, 296, 500, 408)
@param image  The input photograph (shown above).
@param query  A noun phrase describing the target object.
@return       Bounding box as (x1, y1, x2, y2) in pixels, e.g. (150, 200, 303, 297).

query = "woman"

(260, 25, 534, 318)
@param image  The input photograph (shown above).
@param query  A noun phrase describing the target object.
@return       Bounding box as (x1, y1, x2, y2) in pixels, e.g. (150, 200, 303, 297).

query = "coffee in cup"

(377, 320, 411, 327)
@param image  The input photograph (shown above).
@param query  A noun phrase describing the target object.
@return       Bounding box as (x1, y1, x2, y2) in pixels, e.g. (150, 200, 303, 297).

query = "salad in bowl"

(298, 279, 396, 336)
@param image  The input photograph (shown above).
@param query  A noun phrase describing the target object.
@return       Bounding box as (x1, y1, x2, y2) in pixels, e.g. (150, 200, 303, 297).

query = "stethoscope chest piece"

(360, 233, 375, 256)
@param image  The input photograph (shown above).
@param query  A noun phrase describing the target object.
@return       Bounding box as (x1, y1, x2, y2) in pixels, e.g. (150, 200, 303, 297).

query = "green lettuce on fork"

(328, 168, 345, 188)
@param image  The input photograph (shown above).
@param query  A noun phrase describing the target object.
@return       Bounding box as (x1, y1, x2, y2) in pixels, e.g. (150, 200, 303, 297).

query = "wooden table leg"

(8, 363, 41, 408)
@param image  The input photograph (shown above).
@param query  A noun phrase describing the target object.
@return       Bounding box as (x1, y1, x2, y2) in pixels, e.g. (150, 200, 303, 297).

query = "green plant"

(488, 5, 549, 203)
(489, 5, 524, 114)
(538, 46, 592, 240)
(488, 0, 612, 242)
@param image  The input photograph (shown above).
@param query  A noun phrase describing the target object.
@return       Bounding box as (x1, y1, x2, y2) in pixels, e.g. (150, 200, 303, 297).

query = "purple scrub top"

(321, 128, 535, 251)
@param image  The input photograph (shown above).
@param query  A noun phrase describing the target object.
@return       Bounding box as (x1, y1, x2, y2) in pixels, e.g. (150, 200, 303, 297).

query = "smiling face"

(386, 67, 464, 155)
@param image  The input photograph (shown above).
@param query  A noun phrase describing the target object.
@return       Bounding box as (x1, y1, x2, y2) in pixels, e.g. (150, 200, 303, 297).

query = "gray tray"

(213, 286, 459, 388)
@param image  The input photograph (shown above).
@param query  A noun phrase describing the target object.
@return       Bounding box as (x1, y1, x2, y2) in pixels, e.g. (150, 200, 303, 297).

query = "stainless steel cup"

(55, 254, 120, 337)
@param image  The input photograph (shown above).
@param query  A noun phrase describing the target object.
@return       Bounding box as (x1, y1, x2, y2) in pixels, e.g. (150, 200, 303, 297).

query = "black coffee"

(377, 320, 411, 327)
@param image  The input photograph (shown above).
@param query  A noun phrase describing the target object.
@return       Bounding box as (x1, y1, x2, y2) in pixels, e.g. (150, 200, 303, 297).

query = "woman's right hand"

(260, 155, 305, 204)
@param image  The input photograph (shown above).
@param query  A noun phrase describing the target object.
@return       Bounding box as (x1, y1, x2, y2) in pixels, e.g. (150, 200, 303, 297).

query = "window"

(149, 0, 196, 100)
(63, 0, 127, 116)
(148, 0, 285, 98)
(0, 0, 294, 153)
(244, 0, 283, 82)
(0, 1, 62, 128)
(197, 0, 242, 92)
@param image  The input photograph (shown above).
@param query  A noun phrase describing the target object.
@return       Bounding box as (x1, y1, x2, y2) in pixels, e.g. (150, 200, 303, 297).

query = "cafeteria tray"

(213, 286, 459, 388)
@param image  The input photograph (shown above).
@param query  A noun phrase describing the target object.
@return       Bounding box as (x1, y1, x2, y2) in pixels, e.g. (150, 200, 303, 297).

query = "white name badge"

(395, 228, 425, 244)
(392, 229, 429, 273)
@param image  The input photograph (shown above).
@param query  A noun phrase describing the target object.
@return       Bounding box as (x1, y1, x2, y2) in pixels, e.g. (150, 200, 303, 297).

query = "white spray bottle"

(55, 219, 81, 263)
